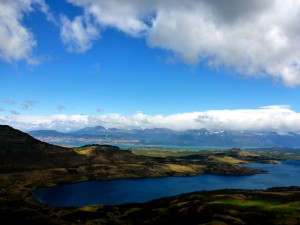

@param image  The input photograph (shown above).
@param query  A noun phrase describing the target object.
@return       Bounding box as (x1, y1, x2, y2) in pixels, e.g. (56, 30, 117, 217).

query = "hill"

(0, 125, 87, 172)
(0, 125, 174, 177)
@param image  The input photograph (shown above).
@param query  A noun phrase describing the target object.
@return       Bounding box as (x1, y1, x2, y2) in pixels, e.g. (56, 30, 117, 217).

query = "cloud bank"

(1, 106, 300, 133)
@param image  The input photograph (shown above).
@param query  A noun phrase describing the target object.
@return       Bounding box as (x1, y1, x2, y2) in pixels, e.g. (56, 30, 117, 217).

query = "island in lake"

(1, 125, 300, 224)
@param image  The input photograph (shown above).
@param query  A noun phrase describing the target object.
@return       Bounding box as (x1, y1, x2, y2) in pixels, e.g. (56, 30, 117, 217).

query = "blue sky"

(1, 0, 300, 132)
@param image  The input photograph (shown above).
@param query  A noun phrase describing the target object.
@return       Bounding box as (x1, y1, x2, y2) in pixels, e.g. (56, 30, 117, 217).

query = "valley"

(1, 125, 300, 224)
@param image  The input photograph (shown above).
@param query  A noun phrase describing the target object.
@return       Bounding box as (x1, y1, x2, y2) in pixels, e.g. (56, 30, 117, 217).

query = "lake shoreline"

(1, 144, 300, 224)
(32, 160, 300, 207)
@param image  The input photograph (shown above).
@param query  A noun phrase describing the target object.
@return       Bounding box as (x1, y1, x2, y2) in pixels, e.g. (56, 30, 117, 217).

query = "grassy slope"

(1, 142, 300, 224)
(131, 147, 300, 160)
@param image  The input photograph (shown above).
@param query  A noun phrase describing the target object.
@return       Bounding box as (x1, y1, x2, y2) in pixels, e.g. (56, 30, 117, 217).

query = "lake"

(33, 160, 300, 207)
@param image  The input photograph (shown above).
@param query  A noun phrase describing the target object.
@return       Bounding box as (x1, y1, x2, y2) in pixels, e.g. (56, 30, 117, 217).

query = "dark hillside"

(0, 125, 87, 172)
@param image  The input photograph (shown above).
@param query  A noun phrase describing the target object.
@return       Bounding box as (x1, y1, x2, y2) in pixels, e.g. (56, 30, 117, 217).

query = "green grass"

(216, 198, 300, 213)
(130, 148, 213, 158)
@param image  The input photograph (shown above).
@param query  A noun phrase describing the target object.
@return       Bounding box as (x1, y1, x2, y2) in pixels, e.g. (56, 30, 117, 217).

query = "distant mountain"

(28, 129, 70, 138)
(0, 125, 87, 172)
(28, 126, 300, 148)
(70, 126, 109, 135)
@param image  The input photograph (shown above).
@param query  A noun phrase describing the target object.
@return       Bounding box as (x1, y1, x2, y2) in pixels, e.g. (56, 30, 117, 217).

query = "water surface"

(34, 160, 300, 207)
(50, 141, 233, 150)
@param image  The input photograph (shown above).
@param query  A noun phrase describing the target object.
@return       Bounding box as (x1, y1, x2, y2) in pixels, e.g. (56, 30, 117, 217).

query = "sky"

(1, 0, 300, 132)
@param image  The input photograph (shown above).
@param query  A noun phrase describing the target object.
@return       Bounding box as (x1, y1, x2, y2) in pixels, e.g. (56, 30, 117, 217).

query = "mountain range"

(28, 126, 300, 148)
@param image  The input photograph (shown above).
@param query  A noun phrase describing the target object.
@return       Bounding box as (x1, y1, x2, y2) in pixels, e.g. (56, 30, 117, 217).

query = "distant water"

(50, 141, 233, 150)
(33, 160, 300, 207)
(118, 144, 233, 151)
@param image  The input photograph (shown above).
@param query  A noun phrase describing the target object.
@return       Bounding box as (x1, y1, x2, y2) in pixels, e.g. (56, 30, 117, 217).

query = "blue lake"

(33, 160, 300, 207)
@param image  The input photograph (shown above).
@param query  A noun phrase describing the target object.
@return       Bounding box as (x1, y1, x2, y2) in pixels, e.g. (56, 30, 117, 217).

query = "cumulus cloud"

(62, 0, 300, 86)
(65, 0, 150, 35)
(60, 14, 100, 52)
(2, 105, 300, 133)
(0, 0, 52, 63)
(3, 0, 300, 86)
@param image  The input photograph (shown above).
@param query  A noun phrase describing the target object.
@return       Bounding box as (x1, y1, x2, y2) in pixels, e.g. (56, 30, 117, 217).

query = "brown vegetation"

(1, 125, 300, 224)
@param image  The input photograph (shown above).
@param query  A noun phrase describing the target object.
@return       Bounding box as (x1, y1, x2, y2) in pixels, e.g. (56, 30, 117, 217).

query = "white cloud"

(62, 0, 300, 86)
(148, 0, 300, 87)
(2, 0, 300, 85)
(0, 0, 52, 63)
(194, 106, 298, 132)
(66, 0, 150, 36)
(2, 0, 300, 86)
(0, 114, 90, 132)
(60, 14, 100, 52)
(2, 106, 300, 133)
